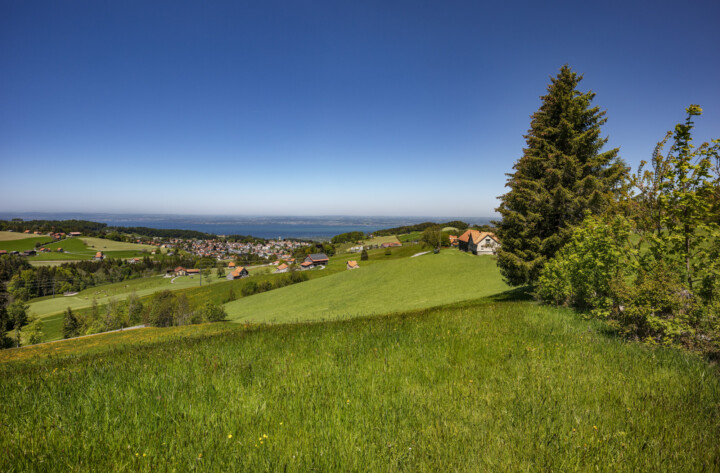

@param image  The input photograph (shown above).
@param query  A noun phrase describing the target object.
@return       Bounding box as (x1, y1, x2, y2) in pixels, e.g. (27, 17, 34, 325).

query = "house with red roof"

(226, 267, 249, 280)
(458, 230, 500, 255)
(346, 260, 359, 270)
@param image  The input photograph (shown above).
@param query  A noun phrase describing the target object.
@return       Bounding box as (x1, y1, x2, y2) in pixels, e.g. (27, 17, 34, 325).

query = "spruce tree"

(495, 65, 626, 286)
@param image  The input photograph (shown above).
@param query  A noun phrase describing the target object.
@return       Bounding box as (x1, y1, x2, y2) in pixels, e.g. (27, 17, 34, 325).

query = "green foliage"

(496, 65, 626, 286)
(331, 231, 365, 245)
(202, 301, 227, 322)
(147, 291, 177, 327)
(8, 301, 28, 347)
(537, 213, 636, 313)
(62, 307, 80, 339)
(24, 316, 44, 345)
(540, 106, 720, 356)
(360, 249, 369, 261)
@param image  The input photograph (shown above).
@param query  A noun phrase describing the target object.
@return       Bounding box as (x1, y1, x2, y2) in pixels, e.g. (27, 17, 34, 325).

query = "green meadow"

(0, 235, 52, 252)
(1, 295, 718, 471)
(224, 251, 507, 323)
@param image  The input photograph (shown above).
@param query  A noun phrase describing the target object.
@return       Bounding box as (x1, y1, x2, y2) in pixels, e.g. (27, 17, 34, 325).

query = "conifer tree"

(496, 65, 626, 286)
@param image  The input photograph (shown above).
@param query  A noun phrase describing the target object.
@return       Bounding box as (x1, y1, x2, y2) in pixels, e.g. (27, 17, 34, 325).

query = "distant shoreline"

(0, 213, 495, 240)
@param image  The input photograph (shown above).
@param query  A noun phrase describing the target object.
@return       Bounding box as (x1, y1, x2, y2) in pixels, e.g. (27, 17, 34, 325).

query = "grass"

(397, 231, 422, 242)
(0, 231, 46, 241)
(26, 275, 228, 342)
(0, 235, 53, 252)
(224, 251, 509, 323)
(1, 296, 718, 471)
(361, 234, 402, 246)
(27, 237, 159, 262)
(82, 236, 158, 252)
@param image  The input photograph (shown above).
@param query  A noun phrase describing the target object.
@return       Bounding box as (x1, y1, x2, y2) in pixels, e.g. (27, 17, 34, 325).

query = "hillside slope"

(2, 297, 718, 471)
(224, 251, 509, 323)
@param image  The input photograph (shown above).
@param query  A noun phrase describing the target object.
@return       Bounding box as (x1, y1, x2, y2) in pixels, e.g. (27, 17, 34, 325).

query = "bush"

(202, 302, 227, 322)
(537, 213, 636, 313)
(360, 249, 369, 261)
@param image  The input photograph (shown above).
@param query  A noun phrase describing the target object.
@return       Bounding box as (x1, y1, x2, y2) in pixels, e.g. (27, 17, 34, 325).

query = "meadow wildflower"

(228, 434, 232, 439)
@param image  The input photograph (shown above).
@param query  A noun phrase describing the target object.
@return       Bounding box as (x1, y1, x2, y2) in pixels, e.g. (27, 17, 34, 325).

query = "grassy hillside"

(1, 296, 718, 471)
(0, 235, 52, 251)
(82, 236, 158, 252)
(0, 231, 45, 241)
(224, 251, 507, 323)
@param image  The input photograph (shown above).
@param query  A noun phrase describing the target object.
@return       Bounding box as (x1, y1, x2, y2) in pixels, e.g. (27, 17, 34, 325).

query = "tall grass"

(2, 297, 718, 471)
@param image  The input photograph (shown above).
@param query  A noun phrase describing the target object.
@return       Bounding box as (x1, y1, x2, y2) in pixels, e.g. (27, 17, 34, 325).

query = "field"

(0, 231, 47, 241)
(361, 234, 402, 246)
(26, 274, 229, 342)
(224, 251, 507, 323)
(82, 236, 159, 252)
(27, 237, 159, 262)
(0, 235, 53, 251)
(1, 294, 718, 471)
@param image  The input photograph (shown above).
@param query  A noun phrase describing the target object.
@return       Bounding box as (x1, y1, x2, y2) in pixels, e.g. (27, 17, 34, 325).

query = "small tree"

(360, 249, 369, 261)
(25, 316, 44, 345)
(127, 292, 144, 325)
(62, 307, 80, 339)
(216, 265, 225, 278)
(8, 301, 28, 348)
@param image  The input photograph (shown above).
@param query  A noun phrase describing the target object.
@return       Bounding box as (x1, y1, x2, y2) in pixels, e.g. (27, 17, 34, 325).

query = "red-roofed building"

(458, 230, 500, 255)
(93, 251, 104, 261)
(346, 260, 359, 269)
(226, 267, 249, 280)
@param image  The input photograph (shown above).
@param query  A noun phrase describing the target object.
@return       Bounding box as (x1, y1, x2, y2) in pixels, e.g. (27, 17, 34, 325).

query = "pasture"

(224, 251, 508, 323)
(26, 274, 227, 342)
(0, 231, 45, 241)
(361, 234, 402, 246)
(0, 235, 52, 252)
(82, 236, 159, 252)
(2, 295, 718, 471)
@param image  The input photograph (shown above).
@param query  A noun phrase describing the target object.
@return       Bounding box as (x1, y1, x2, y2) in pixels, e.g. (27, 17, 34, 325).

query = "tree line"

(496, 65, 720, 358)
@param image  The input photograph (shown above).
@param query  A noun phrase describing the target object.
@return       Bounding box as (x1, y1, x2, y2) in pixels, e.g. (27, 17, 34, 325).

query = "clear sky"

(1, 0, 718, 217)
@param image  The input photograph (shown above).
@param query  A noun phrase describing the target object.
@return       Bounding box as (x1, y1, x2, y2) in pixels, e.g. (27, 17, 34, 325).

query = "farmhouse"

(69, 232, 82, 237)
(93, 252, 104, 261)
(381, 242, 402, 248)
(186, 269, 201, 275)
(174, 266, 187, 276)
(300, 261, 313, 269)
(275, 263, 289, 273)
(346, 260, 359, 270)
(303, 253, 329, 267)
(458, 230, 500, 255)
(228, 262, 236, 269)
(226, 267, 249, 280)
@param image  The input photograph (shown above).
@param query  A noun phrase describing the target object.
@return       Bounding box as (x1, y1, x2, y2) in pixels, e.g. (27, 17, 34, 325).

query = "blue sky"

(1, 0, 718, 217)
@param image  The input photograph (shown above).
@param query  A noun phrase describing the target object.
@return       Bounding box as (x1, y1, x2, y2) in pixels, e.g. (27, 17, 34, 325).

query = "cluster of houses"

(163, 237, 310, 261)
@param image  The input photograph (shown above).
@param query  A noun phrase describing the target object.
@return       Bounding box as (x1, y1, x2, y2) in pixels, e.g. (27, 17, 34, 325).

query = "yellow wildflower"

(228, 434, 232, 439)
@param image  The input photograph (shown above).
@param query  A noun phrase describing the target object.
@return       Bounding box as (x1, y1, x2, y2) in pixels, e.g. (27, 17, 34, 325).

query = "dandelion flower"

(228, 434, 232, 439)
